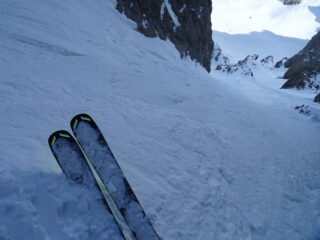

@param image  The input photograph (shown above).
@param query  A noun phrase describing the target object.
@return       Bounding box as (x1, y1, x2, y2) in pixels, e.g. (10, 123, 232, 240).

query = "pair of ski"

(48, 114, 160, 240)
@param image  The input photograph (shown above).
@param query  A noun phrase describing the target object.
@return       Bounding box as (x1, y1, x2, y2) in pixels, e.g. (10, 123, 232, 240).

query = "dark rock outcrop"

(283, 0, 302, 5)
(281, 31, 320, 89)
(315, 93, 320, 103)
(274, 57, 288, 68)
(116, 0, 213, 72)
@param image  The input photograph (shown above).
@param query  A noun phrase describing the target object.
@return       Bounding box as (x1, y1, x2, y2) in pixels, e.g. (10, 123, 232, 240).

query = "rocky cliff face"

(283, 0, 302, 5)
(281, 31, 320, 90)
(116, 0, 213, 72)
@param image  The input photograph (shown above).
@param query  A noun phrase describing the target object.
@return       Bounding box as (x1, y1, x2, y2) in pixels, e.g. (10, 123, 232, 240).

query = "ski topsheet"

(71, 114, 160, 240)
(48, 130, 132, 240)
(49, 130, 97, 187)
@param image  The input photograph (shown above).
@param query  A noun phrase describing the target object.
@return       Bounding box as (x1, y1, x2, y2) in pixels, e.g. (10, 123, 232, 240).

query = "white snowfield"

(213, 30, 308, 62)
(212, 0, 320, 61)
(212, 0, 320, 39)
(0, 0, 320, 240)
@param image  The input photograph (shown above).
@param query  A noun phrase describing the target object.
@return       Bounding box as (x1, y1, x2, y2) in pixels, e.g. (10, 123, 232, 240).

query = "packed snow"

(1, 0, 320, 240)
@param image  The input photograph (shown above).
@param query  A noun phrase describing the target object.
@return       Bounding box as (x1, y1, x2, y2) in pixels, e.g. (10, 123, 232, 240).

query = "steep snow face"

(212, 0, 320, 39)
(1, 0, 320, 240)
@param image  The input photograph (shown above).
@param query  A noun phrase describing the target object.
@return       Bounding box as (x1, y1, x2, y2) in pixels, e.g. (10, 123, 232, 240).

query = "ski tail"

(71, 114, 160, 240)
(48, 130, 128, 240)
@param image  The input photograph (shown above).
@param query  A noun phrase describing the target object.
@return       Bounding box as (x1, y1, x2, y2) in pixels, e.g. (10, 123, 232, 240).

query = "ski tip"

(70, 113, 93, 131)
(48, 130, 72, 147)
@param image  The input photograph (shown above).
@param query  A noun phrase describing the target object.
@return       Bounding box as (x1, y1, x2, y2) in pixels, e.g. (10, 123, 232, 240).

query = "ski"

(71, 114, 160, 240)
(48, 130, 135, 240)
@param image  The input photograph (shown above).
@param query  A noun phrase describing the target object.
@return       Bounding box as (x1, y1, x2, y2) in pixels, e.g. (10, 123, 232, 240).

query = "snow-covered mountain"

(212, 0, 320, 39)
(212, 0, 320, 102)
(1, 0, 320, 240)
(213, 30, 308, 63)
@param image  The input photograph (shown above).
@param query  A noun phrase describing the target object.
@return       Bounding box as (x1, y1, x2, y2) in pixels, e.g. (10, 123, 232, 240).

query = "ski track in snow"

(1, 0, 320, 239)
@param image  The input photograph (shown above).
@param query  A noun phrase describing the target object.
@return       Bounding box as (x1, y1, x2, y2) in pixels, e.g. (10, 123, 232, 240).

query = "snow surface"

(1, 0, 320, 240)
(213, 30, 308, 62)
(51, 135, 125, 239)
(212, 0, 320, 39)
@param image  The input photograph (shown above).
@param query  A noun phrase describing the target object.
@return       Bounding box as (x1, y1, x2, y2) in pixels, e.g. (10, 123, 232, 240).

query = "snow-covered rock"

(216, 54, 263, 77)
(260, 55, 274, 68)
(212, 42, 230, 69)
(215, 54, 281, 77)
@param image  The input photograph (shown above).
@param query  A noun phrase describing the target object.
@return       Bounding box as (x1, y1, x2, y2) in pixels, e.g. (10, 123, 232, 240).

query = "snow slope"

(1, 0, 320, 240)
(212, 0, 320, 39)
(213, 30, 308, 62)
